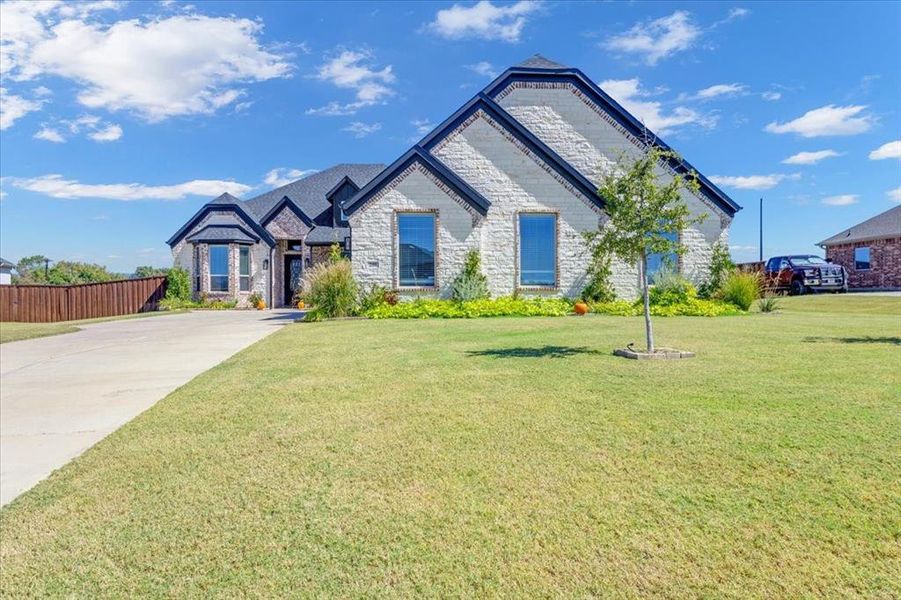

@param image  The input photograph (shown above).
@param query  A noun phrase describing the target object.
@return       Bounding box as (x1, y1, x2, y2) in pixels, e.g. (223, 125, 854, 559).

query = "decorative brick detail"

(825, 237, 901, 289)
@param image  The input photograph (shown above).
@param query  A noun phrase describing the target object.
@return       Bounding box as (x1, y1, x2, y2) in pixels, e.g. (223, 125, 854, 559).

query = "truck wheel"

(790, 279, 806, 296)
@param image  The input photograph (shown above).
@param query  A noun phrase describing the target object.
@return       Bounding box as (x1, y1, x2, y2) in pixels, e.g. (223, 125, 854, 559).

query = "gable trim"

(342, 147, 491, 217)
(167, 202, 275, 248)
(259, 195, 314, 228)
(418, 94, 604, 211)
(485, 69, 741, 217)
(326, 176, 360, 201)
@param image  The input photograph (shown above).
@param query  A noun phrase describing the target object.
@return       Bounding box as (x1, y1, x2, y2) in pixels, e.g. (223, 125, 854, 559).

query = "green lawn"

(0, 310, 187, 344)
(1, 299, 899, 597)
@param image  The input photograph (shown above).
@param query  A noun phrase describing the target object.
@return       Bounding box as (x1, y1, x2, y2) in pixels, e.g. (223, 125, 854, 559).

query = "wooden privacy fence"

(0, 276, 167, 323)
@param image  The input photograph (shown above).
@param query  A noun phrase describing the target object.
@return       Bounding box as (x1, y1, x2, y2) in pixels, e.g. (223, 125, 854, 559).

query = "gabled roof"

(326, 175, 360, 201)
(244, 164, 384, 223)
(482, 60, 742, 217)
(343, 147, 492, 217)
(167, 193, 276, 247)
(259, 196, 314, 228)
(305, 226, 350, 246)
(186, 224, 260, 245)
(515, 54, 569, 70)
(818, 205, 901, 246)
(418, 93, 603, 210)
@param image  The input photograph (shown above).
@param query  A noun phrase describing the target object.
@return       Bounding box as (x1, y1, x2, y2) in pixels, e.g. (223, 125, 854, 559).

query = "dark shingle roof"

(305, 226, 350, 246)
(0, 257, 14, 269)
(243, 164, 385, 222)
(818, 205, 901, 246)
(186, 225, 259, 244)
(515, 54, 569, 70)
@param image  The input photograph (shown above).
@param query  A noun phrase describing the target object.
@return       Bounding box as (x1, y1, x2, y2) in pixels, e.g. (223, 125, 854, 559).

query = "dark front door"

(284, 255, 303, 305)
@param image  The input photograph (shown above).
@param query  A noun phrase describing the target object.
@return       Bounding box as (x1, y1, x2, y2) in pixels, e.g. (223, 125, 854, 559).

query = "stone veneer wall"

(497, 83, 730, 293)
(265, 207, 311, 307)
(825, 237, 901, 289)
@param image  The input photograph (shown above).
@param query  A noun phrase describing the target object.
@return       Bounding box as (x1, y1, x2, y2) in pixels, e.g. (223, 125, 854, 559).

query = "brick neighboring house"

(168, 55, 742, 304)
(818, 205, 901, 290)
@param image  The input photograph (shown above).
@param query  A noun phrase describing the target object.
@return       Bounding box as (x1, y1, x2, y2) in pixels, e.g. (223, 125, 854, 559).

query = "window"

(854, 247, 870, 270)
(209, 245, 229, 291)
(239, 247, 250, 291)
(647, 231, 678, 277)
(397, 213, 436, 287)
(519, 213, 556, 287)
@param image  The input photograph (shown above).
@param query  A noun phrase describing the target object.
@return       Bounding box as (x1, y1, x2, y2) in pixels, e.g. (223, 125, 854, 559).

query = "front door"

(284, 255, 303, 305)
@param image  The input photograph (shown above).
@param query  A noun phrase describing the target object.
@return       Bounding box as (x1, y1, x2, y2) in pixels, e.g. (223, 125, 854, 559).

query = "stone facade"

(265, 208, 311, 307)
(825, 237, 901, 289)
(350, 88, 731, 300)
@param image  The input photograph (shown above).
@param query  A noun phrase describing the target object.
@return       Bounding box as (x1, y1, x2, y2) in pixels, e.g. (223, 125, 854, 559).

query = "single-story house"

(168, 55, 740, 306)
(0, 257, 13, 285)
(818, 205, 900, 290)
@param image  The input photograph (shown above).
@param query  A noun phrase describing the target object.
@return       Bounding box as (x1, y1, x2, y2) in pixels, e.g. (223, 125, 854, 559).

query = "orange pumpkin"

(573, 301, 589, 315)
(256, 300, 266, 310)
(297, 301, 306, 309)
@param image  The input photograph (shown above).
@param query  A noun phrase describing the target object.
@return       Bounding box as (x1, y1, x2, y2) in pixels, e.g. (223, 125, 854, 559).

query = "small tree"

(452, 250, 489, 302)
(587, 147, 703, 352)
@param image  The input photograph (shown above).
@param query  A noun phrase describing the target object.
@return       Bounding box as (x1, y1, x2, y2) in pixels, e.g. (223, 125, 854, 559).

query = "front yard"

(1, 296, 899, 597)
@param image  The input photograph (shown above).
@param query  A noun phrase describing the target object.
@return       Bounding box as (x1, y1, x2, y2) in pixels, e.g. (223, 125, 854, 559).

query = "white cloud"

(761, 91, 781, 101)
(0, 87, 43, 129)
(411, 119, 433, 135)
(887, 187, 901, 203)
(604, 10, 701, 65)
(466, 61, 498, 78)
(821, 194, 858, 206)
(765, 104, 874, 137)
(263, 167, 317, 188)
(34, 125, 65, 142)
(307, 50, 394, 116)
(600, 78, 715, 135)
(8, 174, 252, 200)
(709, 173, 799, 190)
(1, 5, 292, 121)
(87, 123, 122, 142)
(428, 1, 540, 42)
(342, 121, 381, 138)
(868, 140, 901, 161)
(694, 83, 746, 99)
(782, 150, 841, 165)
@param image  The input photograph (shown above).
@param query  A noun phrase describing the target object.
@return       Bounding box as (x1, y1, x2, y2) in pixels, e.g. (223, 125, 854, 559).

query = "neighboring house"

(818, 205, 901, 290)
(0, 257, 13, 285)
(169, 55, 740, 305)
(168, 164, 384, 307)
(344, 55, 740, 299)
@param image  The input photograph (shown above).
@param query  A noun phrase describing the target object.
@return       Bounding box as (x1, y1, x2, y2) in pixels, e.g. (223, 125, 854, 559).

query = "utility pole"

(759, 197, 763, 262)
(44, 258, 50, 279)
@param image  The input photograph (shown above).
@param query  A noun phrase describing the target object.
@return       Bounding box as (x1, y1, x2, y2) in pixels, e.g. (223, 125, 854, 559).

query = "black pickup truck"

(763, 255, 848, 295)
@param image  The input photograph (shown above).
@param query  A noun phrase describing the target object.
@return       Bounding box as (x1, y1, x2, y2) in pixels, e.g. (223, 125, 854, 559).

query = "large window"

(209, 245, 229, 291)
(854, 246, 870, 270)
(397, 213, 436, 287)
(239, 247, 250, 291)
(647, 231, 678, 278)
(519, 213, 556, 287)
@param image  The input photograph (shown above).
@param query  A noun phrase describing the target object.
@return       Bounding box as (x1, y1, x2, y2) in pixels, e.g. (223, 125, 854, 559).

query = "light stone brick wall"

(499, 84, 731, 294)
(170, 209, 271, 307)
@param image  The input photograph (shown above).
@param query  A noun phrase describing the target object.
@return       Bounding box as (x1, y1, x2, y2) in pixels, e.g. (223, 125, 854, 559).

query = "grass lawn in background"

(0, 310, 187, 344)
(1, 296, 899, 597)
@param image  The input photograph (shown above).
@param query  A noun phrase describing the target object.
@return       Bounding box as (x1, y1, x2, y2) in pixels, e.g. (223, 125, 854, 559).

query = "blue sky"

(1, 0, 899, 273)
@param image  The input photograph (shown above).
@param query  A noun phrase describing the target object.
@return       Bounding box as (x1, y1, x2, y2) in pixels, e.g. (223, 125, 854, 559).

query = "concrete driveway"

(0, 310, 297, 506)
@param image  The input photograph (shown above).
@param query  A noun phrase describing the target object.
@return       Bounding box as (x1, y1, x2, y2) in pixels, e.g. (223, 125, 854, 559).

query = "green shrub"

(580, 248, 615, 303)
(159, 297, 199, 311)
(698, 241, 735, 299)
(721, 271, 760, 311)
(364, 296, 572, 319)
(359, 285, 396, 313)
(164, 267, 191, 302)
(452, 250, 489, 302)
(247, 291, 263, 307)
(649, 262, 696, 306)
(299, 259, 359, 318)
(757, 294, 780, 313)
(590, 298, 742, 317)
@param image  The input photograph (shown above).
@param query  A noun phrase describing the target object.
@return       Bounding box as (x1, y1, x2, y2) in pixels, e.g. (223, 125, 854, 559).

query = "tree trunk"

(640, 251, 654, 352)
